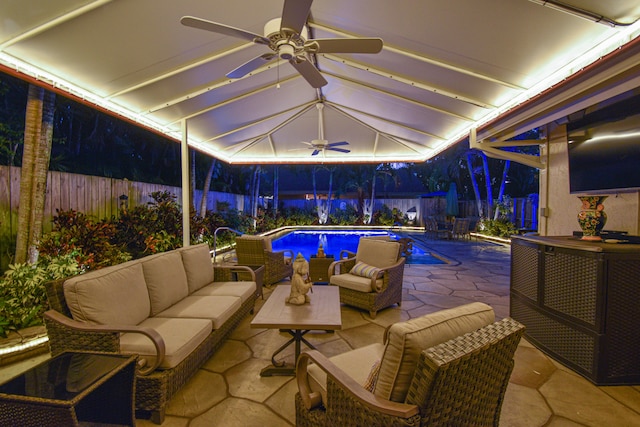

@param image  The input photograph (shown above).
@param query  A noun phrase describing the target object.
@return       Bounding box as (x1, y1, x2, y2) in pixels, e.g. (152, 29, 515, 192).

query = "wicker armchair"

(328, 238, 405, 318)
(424, 217, 450, 239)
(451, 217, 471, 240)
(235, 235, 294, 286)
(295, 304, 525, 427)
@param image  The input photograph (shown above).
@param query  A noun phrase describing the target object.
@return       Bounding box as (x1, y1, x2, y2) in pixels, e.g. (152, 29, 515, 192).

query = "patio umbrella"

(445, 182, 459, 217)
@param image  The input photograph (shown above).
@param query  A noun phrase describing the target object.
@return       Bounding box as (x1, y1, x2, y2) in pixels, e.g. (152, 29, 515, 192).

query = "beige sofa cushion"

(355, 239, 399, 268)
(154, 295, 242, 329)
(307, 343, 385, 405)
(142, 251, 189, 316)
(119, 317, 212, 369)
(330, 273, 381, 293)
(180, 244, 214, 293)
(374, 302, 495, 402)
(192, 281, 257, 302)
(64, 261, 150, 325)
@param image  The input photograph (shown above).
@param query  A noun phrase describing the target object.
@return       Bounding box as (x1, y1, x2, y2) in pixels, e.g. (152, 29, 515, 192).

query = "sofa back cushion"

(64, 260, 150, 325)
(374, 302, 495, 402)
(355, 238, 399, 268)
(142, 251, 189, 316)
(180, 244, 214, 293)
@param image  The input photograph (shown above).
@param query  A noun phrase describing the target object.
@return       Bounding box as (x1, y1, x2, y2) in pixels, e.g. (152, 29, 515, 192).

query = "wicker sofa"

(43, 243, 258, 424)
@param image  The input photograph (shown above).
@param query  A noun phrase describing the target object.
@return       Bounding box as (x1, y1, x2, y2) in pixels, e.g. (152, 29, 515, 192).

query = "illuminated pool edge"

(267, 226, 450, 265)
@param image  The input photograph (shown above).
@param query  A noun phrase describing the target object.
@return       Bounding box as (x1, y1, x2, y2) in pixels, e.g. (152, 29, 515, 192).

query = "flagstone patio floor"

(2, 235, 639, 426)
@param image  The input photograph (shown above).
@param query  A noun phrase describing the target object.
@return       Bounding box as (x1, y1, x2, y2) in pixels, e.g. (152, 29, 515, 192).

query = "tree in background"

(312, 165, 335, 224)
(14, 84, 55, 264)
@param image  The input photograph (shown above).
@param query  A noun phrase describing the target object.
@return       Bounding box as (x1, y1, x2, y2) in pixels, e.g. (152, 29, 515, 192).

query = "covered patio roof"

(1, 1, 640, 165)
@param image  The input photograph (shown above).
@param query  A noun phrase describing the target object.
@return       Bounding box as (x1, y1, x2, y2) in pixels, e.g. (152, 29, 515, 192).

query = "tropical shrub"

(329, 205, 359, 225)
(116, 190, 185, 257)
(0, 254, 79, 337)
(373, 204, 406, 226)
(477, 218, 517, 238)
(38, 210, 131, 270)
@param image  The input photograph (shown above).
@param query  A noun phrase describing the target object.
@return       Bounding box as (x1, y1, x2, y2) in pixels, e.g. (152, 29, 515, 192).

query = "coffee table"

(0, 351, 137, 426)
(251, 284, 341, 376)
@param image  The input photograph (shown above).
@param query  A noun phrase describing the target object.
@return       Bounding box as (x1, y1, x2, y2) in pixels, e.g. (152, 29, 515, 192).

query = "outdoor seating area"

(3, 236, 638, 426)
(423, 216, 472, 240)
(41, 244, 260, 424)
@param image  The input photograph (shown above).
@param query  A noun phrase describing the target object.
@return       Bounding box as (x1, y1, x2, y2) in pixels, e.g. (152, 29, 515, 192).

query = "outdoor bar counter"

(510, 235, 640, 385)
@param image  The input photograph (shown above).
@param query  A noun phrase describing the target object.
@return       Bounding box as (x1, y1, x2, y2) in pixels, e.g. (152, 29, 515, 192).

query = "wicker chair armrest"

(296, 350, 419, 417)
(43, 310, 166, 376)
(339, 249, 356, 260)
(264, 250, 286, 263)
(370, 257, 405, 292)
(213, 263, 256, 281)
(327, 255, 357, 278)
(272, 248, 295, 259)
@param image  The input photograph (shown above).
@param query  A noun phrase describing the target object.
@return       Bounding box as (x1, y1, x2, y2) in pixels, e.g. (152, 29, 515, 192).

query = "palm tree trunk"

(365, 170, 377, 224)
(481, 152, 493, 219)
(199, 158, 217, 217)
(326, 167, 334, 218)
(15, 84, 54, 264)
(494, 160, 511, 220)
(466, 152, 484, 218)
(27, 90, 55, 263)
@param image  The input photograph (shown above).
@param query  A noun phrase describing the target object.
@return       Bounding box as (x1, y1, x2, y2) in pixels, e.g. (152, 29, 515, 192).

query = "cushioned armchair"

(295, 303, 525, 427)
(328, 238, 405, 318)
(235, 235, 294, 286)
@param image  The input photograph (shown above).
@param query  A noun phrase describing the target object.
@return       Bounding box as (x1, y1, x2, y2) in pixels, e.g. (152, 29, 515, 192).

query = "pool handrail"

(212, 227, 243, 261)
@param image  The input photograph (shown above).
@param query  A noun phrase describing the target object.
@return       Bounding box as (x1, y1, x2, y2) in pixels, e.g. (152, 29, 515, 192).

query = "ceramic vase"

(577, 196, 607, 241)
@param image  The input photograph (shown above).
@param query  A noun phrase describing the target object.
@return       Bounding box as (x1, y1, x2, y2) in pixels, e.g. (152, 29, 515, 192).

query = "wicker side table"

(0, 351, 137, 427)
(309, 256, 335, 284)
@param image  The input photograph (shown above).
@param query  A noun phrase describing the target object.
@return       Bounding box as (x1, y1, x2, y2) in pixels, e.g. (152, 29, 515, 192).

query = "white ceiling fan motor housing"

(264, 18, 308, 60)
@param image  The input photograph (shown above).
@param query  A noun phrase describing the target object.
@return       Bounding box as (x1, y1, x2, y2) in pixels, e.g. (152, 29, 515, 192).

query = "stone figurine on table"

(286, 252, 312, 305)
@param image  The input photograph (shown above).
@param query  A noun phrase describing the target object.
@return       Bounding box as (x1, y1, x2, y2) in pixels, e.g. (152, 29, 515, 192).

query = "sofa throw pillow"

(351, 261, 381, 279)
(362, 359, 381, 393)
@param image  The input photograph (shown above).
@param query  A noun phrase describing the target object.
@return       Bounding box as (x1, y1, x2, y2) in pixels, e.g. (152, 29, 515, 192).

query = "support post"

(181, 119, 190, 248)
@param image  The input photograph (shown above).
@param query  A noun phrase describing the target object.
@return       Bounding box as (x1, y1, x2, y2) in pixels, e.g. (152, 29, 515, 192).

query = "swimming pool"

(270, 229, 446, 265)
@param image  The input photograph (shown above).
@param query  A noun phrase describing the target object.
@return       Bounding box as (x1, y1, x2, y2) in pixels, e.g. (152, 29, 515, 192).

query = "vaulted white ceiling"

(1, 0, 640, 164)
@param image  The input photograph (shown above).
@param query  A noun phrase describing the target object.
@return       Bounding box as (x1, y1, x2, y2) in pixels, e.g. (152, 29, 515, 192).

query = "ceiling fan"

(300, 103, 350, 156)
(180, 0, 383, 88)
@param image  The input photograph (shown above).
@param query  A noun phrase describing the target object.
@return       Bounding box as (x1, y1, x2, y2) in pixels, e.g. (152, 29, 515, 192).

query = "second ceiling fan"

(181, 0, 383, 88)
(300, 103, 350, 157)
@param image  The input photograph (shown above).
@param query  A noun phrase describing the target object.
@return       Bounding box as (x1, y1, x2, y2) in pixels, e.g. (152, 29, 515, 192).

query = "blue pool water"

(271, 229, 445, 265)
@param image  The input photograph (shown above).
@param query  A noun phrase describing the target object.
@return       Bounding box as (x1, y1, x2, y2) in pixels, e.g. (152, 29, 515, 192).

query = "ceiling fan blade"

(280, 0, 313, 34)
(289, 57, 327, 88)
(307, 38, 384, 54)
(328, 147, 351, 153)
(327, 141, 349, 147)
(180, 16, 270, 44)
(311, 149, 321, 156)
(226, 53, 276, 78)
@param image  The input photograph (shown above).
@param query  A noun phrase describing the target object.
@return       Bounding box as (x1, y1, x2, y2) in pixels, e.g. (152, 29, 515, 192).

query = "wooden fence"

(0, 165, 249, 271)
